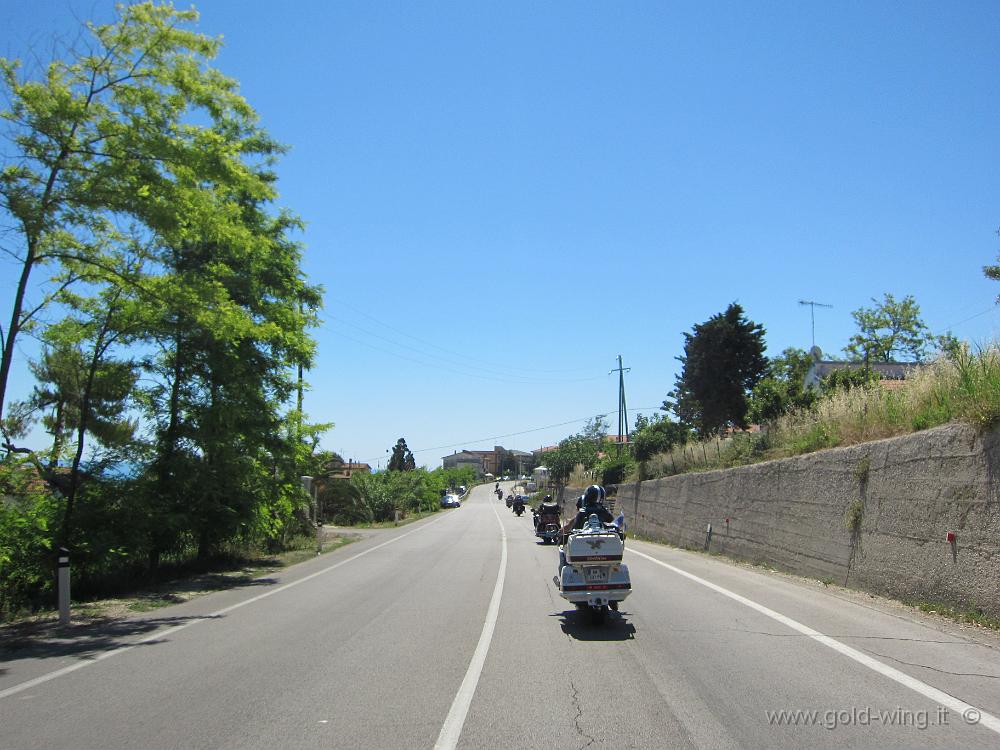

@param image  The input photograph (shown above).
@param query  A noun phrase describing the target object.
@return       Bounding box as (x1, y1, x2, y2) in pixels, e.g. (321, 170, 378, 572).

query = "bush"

(0, 459, 61, 616)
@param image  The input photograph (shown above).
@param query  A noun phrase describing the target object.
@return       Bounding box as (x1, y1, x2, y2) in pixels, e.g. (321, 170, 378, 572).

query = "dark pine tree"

(388, 438, 416, 471)
(665, 303, 768, 436)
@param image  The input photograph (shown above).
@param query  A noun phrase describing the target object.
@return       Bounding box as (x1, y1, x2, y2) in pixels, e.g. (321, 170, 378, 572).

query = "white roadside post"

(57, 547, 70, 626)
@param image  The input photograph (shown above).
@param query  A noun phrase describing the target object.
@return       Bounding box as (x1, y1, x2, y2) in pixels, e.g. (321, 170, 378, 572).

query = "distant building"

(803, 346, 921, 391)
(441, 450, 488, 476)
(324, 459, 371, 480)
(441, 445, 534, 477)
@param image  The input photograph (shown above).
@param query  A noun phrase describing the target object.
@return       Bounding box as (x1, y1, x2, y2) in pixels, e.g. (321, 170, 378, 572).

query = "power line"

(326, 296, 595, 375)
(325, 327, 605, 385)
(935, 306, 997, 335)
(358, 406, 666, 466)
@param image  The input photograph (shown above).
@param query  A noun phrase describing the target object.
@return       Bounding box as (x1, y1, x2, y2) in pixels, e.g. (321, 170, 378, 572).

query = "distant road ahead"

(2, 483, 999, 749)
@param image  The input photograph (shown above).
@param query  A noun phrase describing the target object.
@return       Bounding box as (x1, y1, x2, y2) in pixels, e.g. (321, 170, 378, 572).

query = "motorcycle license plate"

(585, 567, 608, 583)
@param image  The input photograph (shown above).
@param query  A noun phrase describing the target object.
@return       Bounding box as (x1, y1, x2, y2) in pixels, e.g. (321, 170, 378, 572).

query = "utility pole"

(798, 300, 833, 349)
(296, 300, 304, 442)
(609, 355, 631, 458)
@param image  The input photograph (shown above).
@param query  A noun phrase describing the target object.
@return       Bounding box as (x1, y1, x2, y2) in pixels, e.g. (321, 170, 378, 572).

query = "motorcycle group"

(494, 481, 631, 624)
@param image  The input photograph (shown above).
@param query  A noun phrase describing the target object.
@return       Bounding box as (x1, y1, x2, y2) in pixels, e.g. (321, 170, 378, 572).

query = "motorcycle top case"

(564, 530, 624, 564)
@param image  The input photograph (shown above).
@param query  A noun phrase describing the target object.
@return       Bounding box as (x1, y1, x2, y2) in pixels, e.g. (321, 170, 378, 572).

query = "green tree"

(746, 347, 817, 424)
(844, 293, 946, 363)
(0, 2, 324, 601)
(631, 413, 690, 461)
(28, 344, 86, 468)
(388, 438, 416, 471)
(544, 415, 609, 483)
(665, 303, 768, 436)
(0, 2, 286, 422)
(40, 284, 140, 547)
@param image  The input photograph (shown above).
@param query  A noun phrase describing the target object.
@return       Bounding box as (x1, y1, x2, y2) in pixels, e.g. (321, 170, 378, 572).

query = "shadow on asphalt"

(0, 613, 225, 663)
(553, 609, 637, 641)
(1, 572, 281, 664)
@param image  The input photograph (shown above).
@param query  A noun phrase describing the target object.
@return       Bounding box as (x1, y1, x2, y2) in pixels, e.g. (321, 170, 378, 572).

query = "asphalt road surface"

(3, 482, 1000, 749)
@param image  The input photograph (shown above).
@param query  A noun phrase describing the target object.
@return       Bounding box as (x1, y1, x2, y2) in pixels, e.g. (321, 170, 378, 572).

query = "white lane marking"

(627, 547, 1000, 737)
(0, 513, 450, 700)
(434, 499, 508, 750)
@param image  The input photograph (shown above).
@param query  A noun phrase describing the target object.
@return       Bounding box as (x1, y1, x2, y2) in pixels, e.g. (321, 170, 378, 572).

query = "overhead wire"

(325, 296, 596, 375)
(360, 406, 665, 465)
(322, 318, 606, 385)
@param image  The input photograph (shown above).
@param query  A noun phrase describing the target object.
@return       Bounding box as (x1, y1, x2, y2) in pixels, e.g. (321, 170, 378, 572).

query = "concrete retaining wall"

(560, 423, 1000, 617)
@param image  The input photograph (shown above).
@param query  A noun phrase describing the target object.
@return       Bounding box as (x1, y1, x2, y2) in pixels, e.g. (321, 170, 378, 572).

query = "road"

(2, 482, 1000, 749)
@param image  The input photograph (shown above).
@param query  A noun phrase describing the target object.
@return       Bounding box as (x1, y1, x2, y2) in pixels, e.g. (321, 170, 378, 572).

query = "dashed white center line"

(434, 499, 508, 750)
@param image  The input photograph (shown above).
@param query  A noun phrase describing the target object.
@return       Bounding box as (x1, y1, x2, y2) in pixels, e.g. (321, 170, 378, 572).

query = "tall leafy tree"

(139, 201, 320, 559)
(0, 2, 284, 422)
(41, 283, 139, 547)
(665, 303, 768, 436)
(843, 293, 953, 363)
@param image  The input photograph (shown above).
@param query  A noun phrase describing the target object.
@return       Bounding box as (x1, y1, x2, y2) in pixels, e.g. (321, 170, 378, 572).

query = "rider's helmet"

(543, 495, 552, 503)
(583, 484, 605, 507)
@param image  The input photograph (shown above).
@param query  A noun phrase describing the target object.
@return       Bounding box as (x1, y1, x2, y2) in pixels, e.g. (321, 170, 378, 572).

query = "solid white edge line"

(434, 498, 508, 750)
(0, 512, 450, 700)
(627, 547, 1000, 737)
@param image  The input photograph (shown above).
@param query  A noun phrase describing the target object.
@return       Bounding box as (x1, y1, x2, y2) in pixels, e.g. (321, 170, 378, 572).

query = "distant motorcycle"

(505, 494, 514, 508)
(533, 508, 561, 544)
(513, 497, 525, 516)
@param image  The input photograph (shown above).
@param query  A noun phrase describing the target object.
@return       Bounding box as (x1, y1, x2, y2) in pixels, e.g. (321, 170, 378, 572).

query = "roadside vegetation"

(632, 346, 1000, 480)
(542, 294, 998, 488)
(319, 465, 477, 525)
(0, 6, 474, 621)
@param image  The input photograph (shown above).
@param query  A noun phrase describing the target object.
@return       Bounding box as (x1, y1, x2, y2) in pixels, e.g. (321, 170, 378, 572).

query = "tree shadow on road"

(552, 609, 637, 641)
(0, 613, 225, 664)
(0, 571, 281, 666)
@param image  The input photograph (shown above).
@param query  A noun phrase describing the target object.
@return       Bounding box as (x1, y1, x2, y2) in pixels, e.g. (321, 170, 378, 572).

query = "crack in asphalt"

(569, 679, 596, 749)
(858, 648, 1000, 680)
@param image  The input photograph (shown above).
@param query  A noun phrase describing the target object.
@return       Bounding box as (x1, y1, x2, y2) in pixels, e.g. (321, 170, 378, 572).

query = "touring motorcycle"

(554, 514, 631, 623)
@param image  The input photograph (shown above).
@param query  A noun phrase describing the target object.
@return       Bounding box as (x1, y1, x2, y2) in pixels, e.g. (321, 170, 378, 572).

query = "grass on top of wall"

(638, 346, 1000, 481)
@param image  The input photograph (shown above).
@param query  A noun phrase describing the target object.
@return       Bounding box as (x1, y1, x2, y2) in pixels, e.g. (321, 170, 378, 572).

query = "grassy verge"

(349, 507, 443, 529)
(907, 601, 1000, 632)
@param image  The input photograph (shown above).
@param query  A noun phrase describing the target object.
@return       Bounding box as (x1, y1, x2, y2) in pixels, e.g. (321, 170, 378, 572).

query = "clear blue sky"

(2, 1, 999, 469)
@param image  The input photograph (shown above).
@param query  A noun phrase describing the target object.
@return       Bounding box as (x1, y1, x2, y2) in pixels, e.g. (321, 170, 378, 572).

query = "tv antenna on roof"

(798, 300, 833, 348)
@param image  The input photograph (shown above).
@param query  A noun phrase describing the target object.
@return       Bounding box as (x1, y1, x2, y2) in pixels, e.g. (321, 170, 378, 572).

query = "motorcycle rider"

(563, 485, 613, 533)
(534, 494, 561, 531)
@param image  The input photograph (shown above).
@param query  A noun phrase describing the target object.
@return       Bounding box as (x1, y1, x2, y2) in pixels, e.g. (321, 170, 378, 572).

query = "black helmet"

(583, 484, 605, 506)
(543, 495, 552, 502)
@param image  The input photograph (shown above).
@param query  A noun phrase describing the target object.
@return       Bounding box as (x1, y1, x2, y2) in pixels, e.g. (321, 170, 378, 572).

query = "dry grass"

(638, 346, 1000, 480)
